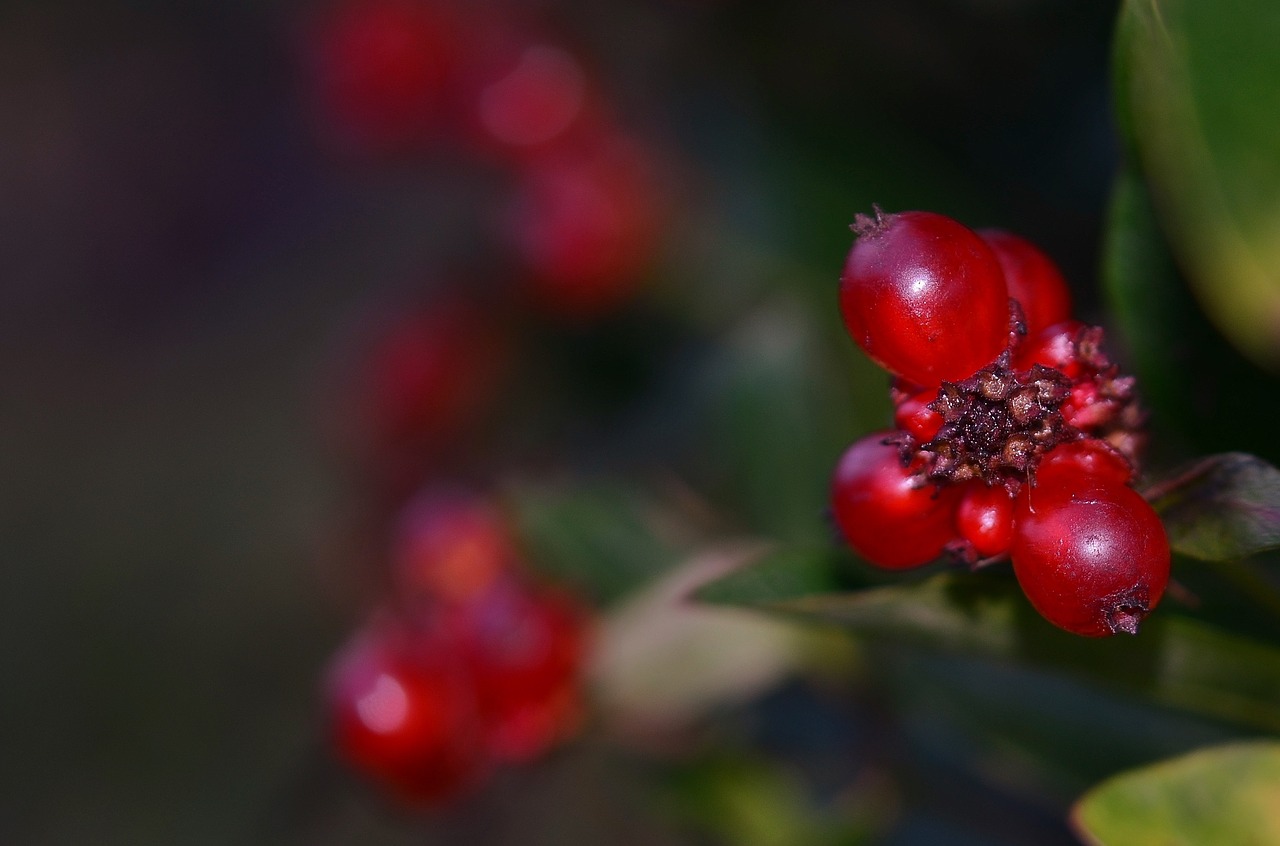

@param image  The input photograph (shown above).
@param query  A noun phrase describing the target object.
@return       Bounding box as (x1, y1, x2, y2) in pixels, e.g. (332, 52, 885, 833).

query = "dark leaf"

(1147, 452, 1280, 561)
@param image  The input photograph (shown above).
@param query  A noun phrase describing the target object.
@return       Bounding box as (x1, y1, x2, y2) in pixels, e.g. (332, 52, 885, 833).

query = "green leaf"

(1073, 742, 1280, 846)
(694, 547, 847, 606)
(503, 481, 690, 606)
(1114, 0, 1280, 369)
(1147, 452, 1280, 561)
(709, 566, 1280, 732)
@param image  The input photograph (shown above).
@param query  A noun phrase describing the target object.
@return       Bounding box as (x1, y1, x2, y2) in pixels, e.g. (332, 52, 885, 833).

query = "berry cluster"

(831, 208, 1170, 638)
(304, 0, 663, 319)
(324, 489, 590, 805)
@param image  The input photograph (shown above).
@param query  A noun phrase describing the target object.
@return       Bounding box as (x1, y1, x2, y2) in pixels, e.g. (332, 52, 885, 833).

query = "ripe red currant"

(839, 210, 1010, 387)
(1012, 473, 1169, 637)
(453, 583, 590, 763)
(324, 614, 486, 804)
(831, 432, 962, 569)
(954, 483, 1015, 559)
(978, 229, 1071, 336)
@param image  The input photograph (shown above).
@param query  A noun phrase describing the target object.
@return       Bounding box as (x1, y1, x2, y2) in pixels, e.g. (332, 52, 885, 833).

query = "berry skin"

(1012, 473, 1169, 637)
(1037, 439, 1135, 487)
(324, 614, 486, 804)
(453, 583, 590, 763)
(894, 388, 944, 442)
(1013, 320, 1085, 378)
(978, 229, 1071, 336)
(839, 210, 1010, 387)
(954, 483, 1015, 559)
(831, 432, 962, 569)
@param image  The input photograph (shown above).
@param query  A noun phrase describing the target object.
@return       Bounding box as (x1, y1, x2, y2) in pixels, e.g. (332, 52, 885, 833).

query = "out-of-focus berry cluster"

(295, 0, 670, 805)
(324, 490, 590, 805)
(831, 208, 1170, 638)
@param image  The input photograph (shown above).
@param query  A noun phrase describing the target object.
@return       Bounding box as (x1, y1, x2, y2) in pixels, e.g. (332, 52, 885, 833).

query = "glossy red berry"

(391, 490, 519, 605)
(325, 614, 485, 804)
(454, 583, 590, 763)
(1013, 320, 1085, 377)
(1037, 439, 1134, 487)
(893, 388, 944, 442)
(831, 432, 962, 569)
(839, 210, 1010, 387)
(978, 229, 1071, 336)
(954, 483, 1015, 559)
(1012, 473, 1169, 637)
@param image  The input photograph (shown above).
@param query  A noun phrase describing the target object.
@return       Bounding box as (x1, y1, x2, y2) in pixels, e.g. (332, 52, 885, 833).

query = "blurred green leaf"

(1072, 742, 1280, 846)
(664, 754, 884, 846)
(694, 547, 846, 606)
(702, 561, 1280, 732)
(695, 303, 884, 545)
(1148, 452, 1280, 561)
(503, 481, 689, 606)
(1114, 0, 1280, 369)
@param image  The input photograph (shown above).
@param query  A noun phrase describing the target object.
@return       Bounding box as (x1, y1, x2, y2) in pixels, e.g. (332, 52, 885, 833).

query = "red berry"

(352, 298, 507, 451)
(1012, 473, 1169, 637)
(1013, 320, 1085, 378)
(893, 388, 943, 442)
(978, 229, 1071, 336)
(308, 0, 460, 152)
(325, 614, 486, 804)
(454, 583, 590, 763)
(839, 210, 1010, 387)
(831, 432, 962, 569)
(954, 483, 1015, 559)
(391, 490, 519, 605)
(1037, 439, 1134, 486)
(504, 136, 661, 319)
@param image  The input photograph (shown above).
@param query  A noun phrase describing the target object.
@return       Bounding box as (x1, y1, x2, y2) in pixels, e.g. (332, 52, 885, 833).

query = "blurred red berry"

(840, 209, 1010, 387)
(308, 0, 462, 152)
(352, 297, 507, 452)
(978, 229, 1071, 336)
(325, 614, 486, 804)
(391, 489, 519, 605)
(504, 137, 662, 319)
(453, 583, 591, 764)
(830, 432, 962, 569)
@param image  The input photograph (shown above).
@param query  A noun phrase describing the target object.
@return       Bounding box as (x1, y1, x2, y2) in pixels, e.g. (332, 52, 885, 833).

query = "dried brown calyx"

(891, 323, 1146, 496)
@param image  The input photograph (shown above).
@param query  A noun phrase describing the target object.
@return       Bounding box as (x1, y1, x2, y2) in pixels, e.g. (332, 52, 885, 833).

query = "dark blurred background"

(0, 1, 1136, 843)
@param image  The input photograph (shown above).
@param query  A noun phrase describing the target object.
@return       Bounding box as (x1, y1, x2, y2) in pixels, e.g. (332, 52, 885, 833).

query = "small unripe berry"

(954, 483, 1015, 559)
(840, 210, 1010, 387)
(831, 432, 962, 569)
